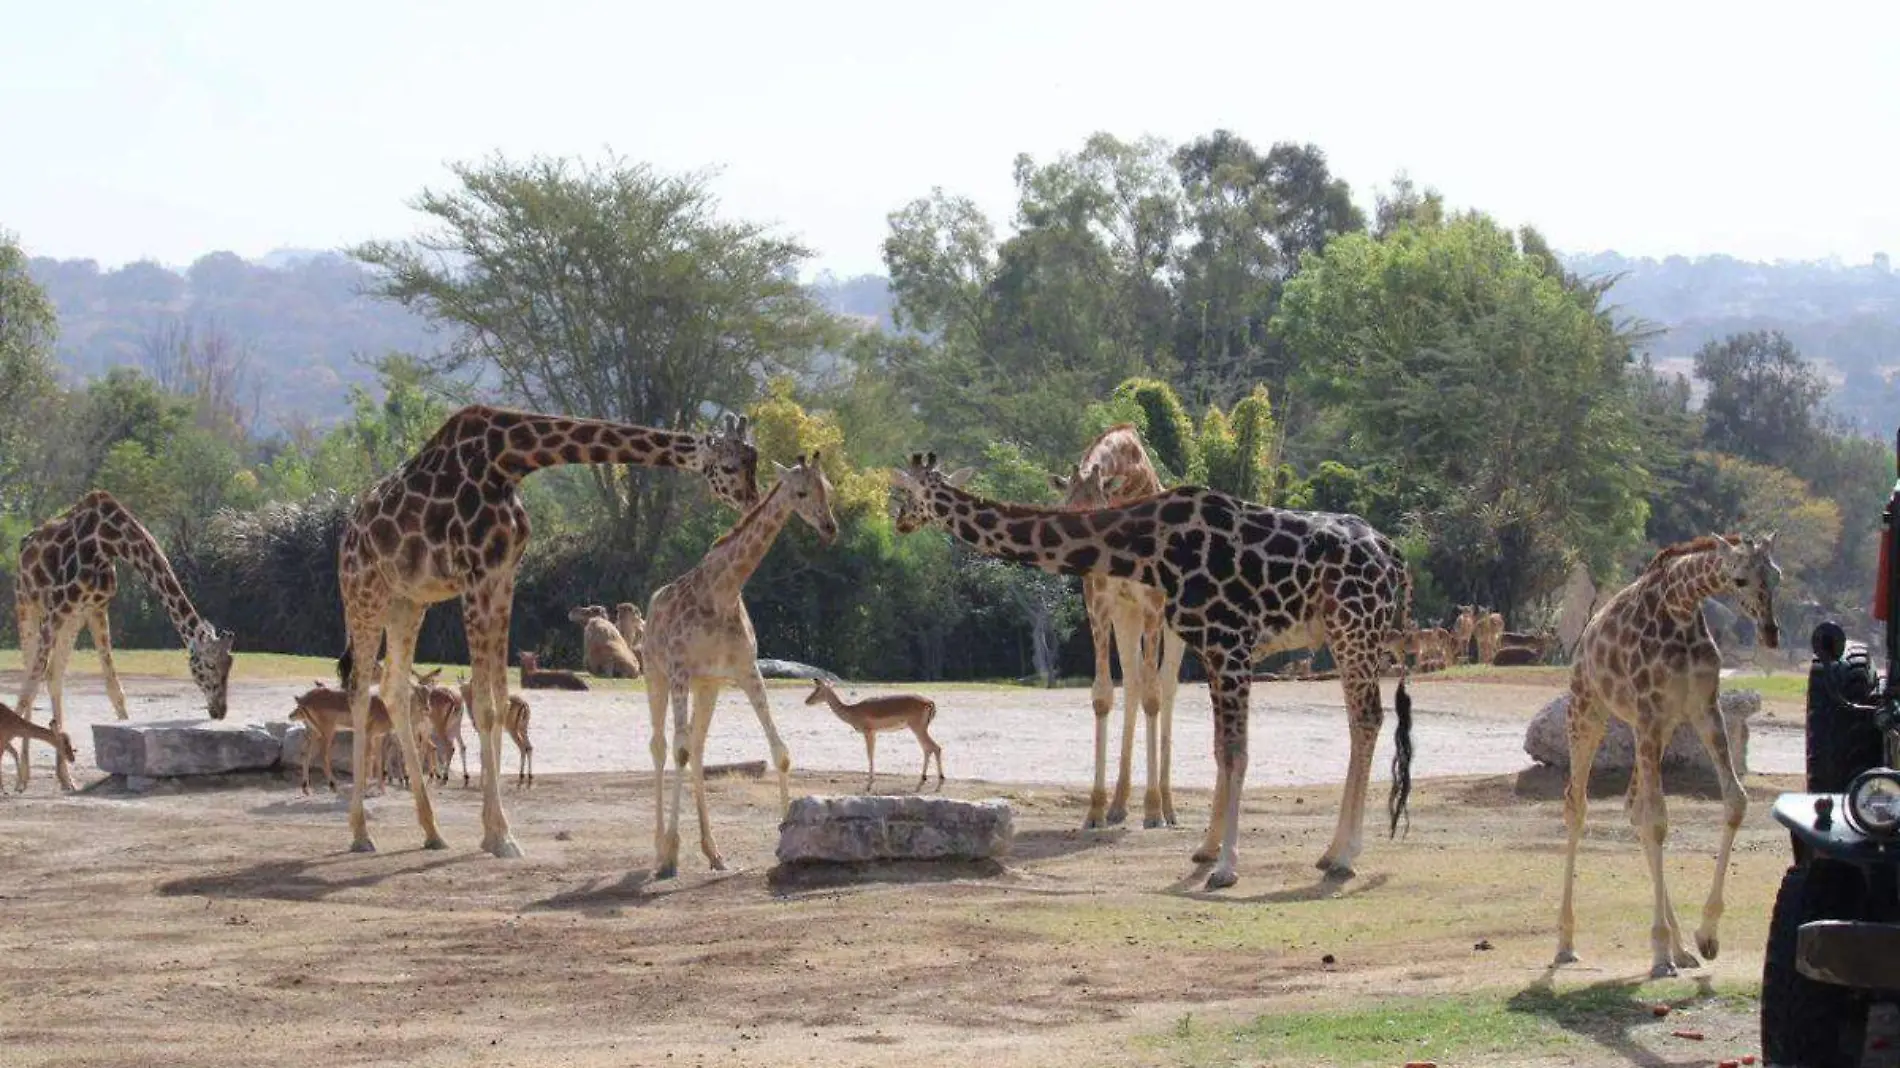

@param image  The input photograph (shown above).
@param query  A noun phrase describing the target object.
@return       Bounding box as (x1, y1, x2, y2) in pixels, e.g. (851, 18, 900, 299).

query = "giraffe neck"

(699, 481, 794, 599)
(110, 518, 208, 646)
(450, 407, 706, 480)
(926, 484, 1148, 583)
(1653, 549, 1731, 614)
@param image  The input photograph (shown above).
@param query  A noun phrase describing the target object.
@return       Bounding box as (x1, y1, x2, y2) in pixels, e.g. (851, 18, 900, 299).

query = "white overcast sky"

(3, 0, 1895, 277)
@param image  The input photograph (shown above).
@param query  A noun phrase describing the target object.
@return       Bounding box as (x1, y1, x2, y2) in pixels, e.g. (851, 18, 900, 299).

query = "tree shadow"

(1506, 970, 1719, 1068)
(156, 850, 478, 904)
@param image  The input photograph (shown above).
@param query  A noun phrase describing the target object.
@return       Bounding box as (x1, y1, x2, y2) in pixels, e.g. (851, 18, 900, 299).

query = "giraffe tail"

(338, 647, 356, 691)
(1386, 678, 1413, 838)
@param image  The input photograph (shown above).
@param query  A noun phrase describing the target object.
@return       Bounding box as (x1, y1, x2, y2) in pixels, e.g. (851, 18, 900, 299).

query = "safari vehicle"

(1762, 429, 1900, 1068)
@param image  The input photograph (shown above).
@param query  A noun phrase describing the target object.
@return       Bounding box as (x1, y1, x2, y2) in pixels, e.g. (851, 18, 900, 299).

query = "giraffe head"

(694, 413, 761, 510)
(1048, 464, 1129, 511)
(888, 452, 974, 534)
(1717, 532, 1782, 649)
(773, 452, 839, 545)
(188, 623, 236, 719)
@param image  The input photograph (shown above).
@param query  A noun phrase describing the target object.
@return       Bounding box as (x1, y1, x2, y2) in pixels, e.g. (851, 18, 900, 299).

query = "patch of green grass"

(1722, 672, 1806, 701)
(1154, 980, 1758, 1067)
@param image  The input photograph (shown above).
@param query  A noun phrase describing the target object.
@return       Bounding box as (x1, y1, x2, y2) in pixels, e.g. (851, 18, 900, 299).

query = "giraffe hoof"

(423, 836, 449, 851)
(1143, 816, 1164, 829)
(1672, 949, 1703, 970)
(708, 856, 728, 871)
(1204, 868, 1239, 891)
(1190, 847, 1219, 864)
(484, 837, 523, 860)
(1105, 807, 1127, 826)
(1082, 816, 1107, 831)
(1319, 863, 1356, 882)
(1696, 933, 1719, 960)
(350, 838, 378, 854)
(1649, 962, 1680, 979)
(654, 863, 677, 881)
(1553, 949, 1580, 966)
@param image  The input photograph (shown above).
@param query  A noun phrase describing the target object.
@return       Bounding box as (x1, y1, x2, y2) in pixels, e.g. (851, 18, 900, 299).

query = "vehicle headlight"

(1846, 770, 1900, 835)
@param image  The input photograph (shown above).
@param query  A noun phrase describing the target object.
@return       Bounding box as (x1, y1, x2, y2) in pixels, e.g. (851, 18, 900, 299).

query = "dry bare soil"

(0, 665, 1825, 1067)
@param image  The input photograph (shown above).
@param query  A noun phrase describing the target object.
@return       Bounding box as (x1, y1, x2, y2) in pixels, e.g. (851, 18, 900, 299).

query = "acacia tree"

(353, 153, 840, 578)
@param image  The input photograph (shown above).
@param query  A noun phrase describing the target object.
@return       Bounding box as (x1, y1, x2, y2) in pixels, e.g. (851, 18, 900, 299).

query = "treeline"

(2, 132, 1892, 680)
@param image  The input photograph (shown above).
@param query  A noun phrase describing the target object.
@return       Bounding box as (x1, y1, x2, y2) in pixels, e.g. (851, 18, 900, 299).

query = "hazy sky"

(4, 0, 1896, 277)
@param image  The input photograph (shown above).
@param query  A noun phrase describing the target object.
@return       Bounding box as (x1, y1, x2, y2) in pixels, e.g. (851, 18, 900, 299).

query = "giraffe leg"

(1316, 658, 1384, 879)
(1107, 612, 1142, 826)
(660, 678, 692, 878)
(380, 601, 445, 850)
(13, 610, 56, 791)
(1192, 740, 1230, 864)
(1157, 629, 1184, 828)
(463, 579, 520, 859)
(1688, 682, 1746, 962)
(1084, 595, 1114, 829)
(1203, 662, 1252, 890)
(646, 667, 674, 878)
(343, 623, 385, 853)
(1554, 684, 1608, 965)
(1628, 708, 1696, 977)
(687, 680, 725, 870)
(44, 615, 83, 792)
(88, 610, 130, 721)
(1136, 605, 1165, 828)
(736, 670, 792, 813)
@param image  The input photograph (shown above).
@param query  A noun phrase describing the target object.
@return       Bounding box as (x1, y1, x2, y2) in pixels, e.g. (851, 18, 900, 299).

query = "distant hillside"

(28, 250, 441, 432)
(1564, 251, 1900, 432)
(30, 248, 1897, 437)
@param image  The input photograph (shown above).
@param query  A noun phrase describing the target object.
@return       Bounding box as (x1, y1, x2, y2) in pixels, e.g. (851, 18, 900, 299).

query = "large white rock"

(273, 722, 380, 779)
(1523, 690, 1762, 774)
(92, 719, 282, 777)
(775, 795, 1014, 865)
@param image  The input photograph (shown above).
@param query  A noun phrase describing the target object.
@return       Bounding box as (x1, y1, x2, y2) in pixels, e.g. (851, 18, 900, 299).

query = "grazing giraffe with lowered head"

(1554, 533, 1779, 978)
(1048, 424, 1186, 829)
(643, 454, 837, 878)
(13, 490, 234, 790)
(890, 452, 1415, 890)
(336, 404, 758, 859)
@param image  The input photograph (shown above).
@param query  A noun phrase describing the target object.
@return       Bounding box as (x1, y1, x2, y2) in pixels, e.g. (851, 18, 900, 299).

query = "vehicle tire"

(1761, 863, 1867, 1068)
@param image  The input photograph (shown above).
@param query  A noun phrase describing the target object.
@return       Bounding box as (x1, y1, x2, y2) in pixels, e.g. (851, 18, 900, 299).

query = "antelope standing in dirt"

(804, 678, 945, 793)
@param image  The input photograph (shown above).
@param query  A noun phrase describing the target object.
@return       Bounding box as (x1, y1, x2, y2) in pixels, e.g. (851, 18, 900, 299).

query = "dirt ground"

(0, 668, 1824, 1067)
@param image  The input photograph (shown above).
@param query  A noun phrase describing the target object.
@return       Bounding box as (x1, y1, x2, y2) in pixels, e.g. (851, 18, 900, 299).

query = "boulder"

(1523, 690, 1762, 775)
(756, 658, 841, 682)
(776, 795, 1014, 865)
(92, 719, 283, 778)
(274, 722, 377, 778)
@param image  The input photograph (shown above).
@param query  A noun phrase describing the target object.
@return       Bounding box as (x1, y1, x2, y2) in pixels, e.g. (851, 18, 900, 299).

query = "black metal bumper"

(1797, 919, 1900, 988)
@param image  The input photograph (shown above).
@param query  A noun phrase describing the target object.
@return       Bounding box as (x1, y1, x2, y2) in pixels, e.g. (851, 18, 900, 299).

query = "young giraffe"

(644, 455, 837, 878)
(1047, 425, 1185, 829)
(336, 404, 758, 859)
(1554, 533, 1780, 979)
(13, 490, 235, 790)
(890, 453, 1414, 889)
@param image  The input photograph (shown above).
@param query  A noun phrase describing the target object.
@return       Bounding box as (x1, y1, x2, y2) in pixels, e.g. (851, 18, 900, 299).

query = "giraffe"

(1047, 424, 1185, 829)
(890, 453, 1415, 889)
(335, 404, 759, 859)
(1553, 533, 1779, 978)
(643, 454, 837, 878)
(1473, 607, 1505, 666)
(13, 490, 235, 790)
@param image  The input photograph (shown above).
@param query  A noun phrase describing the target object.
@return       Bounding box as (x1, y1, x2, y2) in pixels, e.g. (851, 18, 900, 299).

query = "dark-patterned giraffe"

(890, 453, 1414, 890)
(336, 404, 758, 859)
(1554, 533, 1778, 978)
(1047, 425, 1185, 829)
(13, 490, 235, 790)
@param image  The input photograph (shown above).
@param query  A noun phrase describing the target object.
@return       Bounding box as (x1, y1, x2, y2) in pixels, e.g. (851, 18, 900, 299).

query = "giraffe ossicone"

(888, 450, 1417, 890)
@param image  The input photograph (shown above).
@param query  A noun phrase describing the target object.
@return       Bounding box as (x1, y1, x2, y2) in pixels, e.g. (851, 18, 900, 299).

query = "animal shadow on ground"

(1008, 826, 1129, 862)
(523, 869, 666, 914)
(1507, 971, 1718, 1068)
(1511, 764, 1729, 802)
(767, 858, 1013, 896)
(1166, 867, 1392, 904)
(157, 851, 477, 904)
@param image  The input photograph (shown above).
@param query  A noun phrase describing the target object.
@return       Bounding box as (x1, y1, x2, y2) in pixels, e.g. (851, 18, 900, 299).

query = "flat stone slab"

(776, 795, 1013, 865)
(1523, 690, 1761, 775)
(92, 719, 283, 777)
(275, 722, 373, 779)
